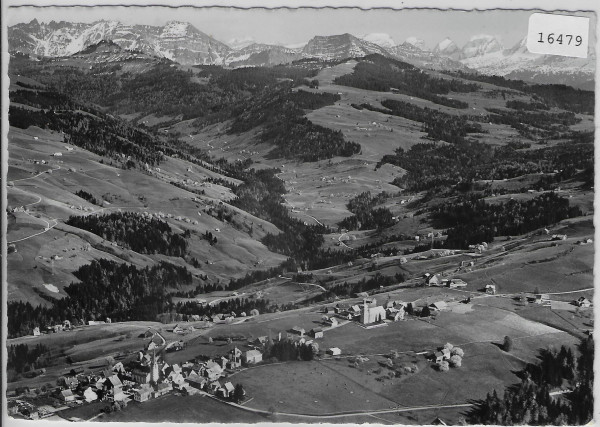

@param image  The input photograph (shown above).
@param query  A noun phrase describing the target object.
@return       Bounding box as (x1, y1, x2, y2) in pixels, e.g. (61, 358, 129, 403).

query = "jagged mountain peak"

(460, 34, 503, 59)
(403, 37, 428, 51)
(302, 33, 389, 60)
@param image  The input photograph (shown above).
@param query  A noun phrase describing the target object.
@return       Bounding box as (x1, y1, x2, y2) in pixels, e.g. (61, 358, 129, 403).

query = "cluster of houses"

(424, 273, 468, 289)
(327, 298, 407, 325)
(13, 342, 257, 419)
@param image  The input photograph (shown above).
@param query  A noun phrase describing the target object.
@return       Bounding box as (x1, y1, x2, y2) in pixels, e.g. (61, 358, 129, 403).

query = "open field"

(99, 394, 269, 423)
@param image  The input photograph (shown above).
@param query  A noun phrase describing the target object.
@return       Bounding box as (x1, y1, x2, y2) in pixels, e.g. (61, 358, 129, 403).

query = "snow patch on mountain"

(360, 33, 396, 49)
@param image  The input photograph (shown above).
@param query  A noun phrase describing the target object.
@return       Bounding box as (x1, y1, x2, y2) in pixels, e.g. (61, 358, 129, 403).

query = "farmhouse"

(173, 324, 185, 334)
(60, 389, 75, 403)
(244, 349, 263, 365)
(327, 347, 342, 356)
(446, 278, 467, 288)
(485, 284, 496, 295)
(221, 382, 235, 398)
(429, 301, 448, 311)
(433, 351, 445, 364)
(292, 326, 305, 336)
(311, 328, 324, 339)
(187, 372, 207, 391)
(534, 294, 550, 305)
(425, 274, 442, 286)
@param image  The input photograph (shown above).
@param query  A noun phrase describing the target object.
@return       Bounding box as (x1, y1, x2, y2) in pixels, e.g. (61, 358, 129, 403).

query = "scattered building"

(429, 301, 448, 311)
(292, 326, 305, 336)
(425, 274, 442, 286)
(445, 278, 467, 288)
(244, 349, 263, 365)
(60, 389, 76, 403)
(327, 347, 342, 356)
(311, 328, 324, 339)
(485, 284, 496, 295)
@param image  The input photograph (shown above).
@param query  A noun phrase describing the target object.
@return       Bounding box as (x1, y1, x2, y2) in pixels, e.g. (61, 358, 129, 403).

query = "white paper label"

(526, 13, 589, 58)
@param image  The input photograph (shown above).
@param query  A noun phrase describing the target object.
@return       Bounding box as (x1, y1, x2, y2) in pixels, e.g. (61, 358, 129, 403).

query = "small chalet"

(425, 274, 442, 286)
(103, 375, 123, 393)
(244, 349, 263, 365)
(447, 278, 467, 288)
(327, 347, 342, 356)
(433, 351, 445, 364)
(292, 326, 305, 336)
(429, 301, 448, 311)
(485, 284, 496, 295)
(173, 324, 185, 334)
(255, 336, 268, 345)
(311, 328, 324, 339)
(60, 389, 76, 403)
(221, 382, 235, 398)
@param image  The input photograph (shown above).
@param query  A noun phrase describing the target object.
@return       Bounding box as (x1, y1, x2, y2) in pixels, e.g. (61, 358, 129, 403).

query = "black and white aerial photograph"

(2, 0, 597, 425)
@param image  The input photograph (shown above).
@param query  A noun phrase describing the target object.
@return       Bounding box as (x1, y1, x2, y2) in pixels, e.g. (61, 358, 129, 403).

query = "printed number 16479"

(538, 33, 582, 46)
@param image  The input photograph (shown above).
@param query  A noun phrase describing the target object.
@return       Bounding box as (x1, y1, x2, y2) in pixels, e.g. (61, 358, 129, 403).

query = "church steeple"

(151, 347, 159, 384)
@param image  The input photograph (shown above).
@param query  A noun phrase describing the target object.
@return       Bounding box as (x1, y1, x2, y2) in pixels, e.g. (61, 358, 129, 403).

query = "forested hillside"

(66, 212, 189, 256)
(335, 53, 479, 108)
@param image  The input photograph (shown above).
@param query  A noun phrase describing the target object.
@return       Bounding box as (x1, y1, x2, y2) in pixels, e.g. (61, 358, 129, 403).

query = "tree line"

(7, 259, 192, 337)
(7, 343, 50, 375)
(229, 86, 361, 161)
(66, 212, 189, 257)
(338, 191, 395, 231)
(431, 192, 582, 249)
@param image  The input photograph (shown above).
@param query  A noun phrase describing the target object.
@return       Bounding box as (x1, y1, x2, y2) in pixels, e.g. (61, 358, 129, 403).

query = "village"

(10, 266, 593, 423)
(7, 285, 481, 421)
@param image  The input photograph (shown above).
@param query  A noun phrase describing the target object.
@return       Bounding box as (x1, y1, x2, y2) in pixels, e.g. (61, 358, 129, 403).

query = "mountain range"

(8, 19, 595, 89)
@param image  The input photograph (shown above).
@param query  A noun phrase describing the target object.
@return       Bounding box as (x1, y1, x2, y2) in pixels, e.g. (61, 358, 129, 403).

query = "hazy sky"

(6, 6, 596, 49)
